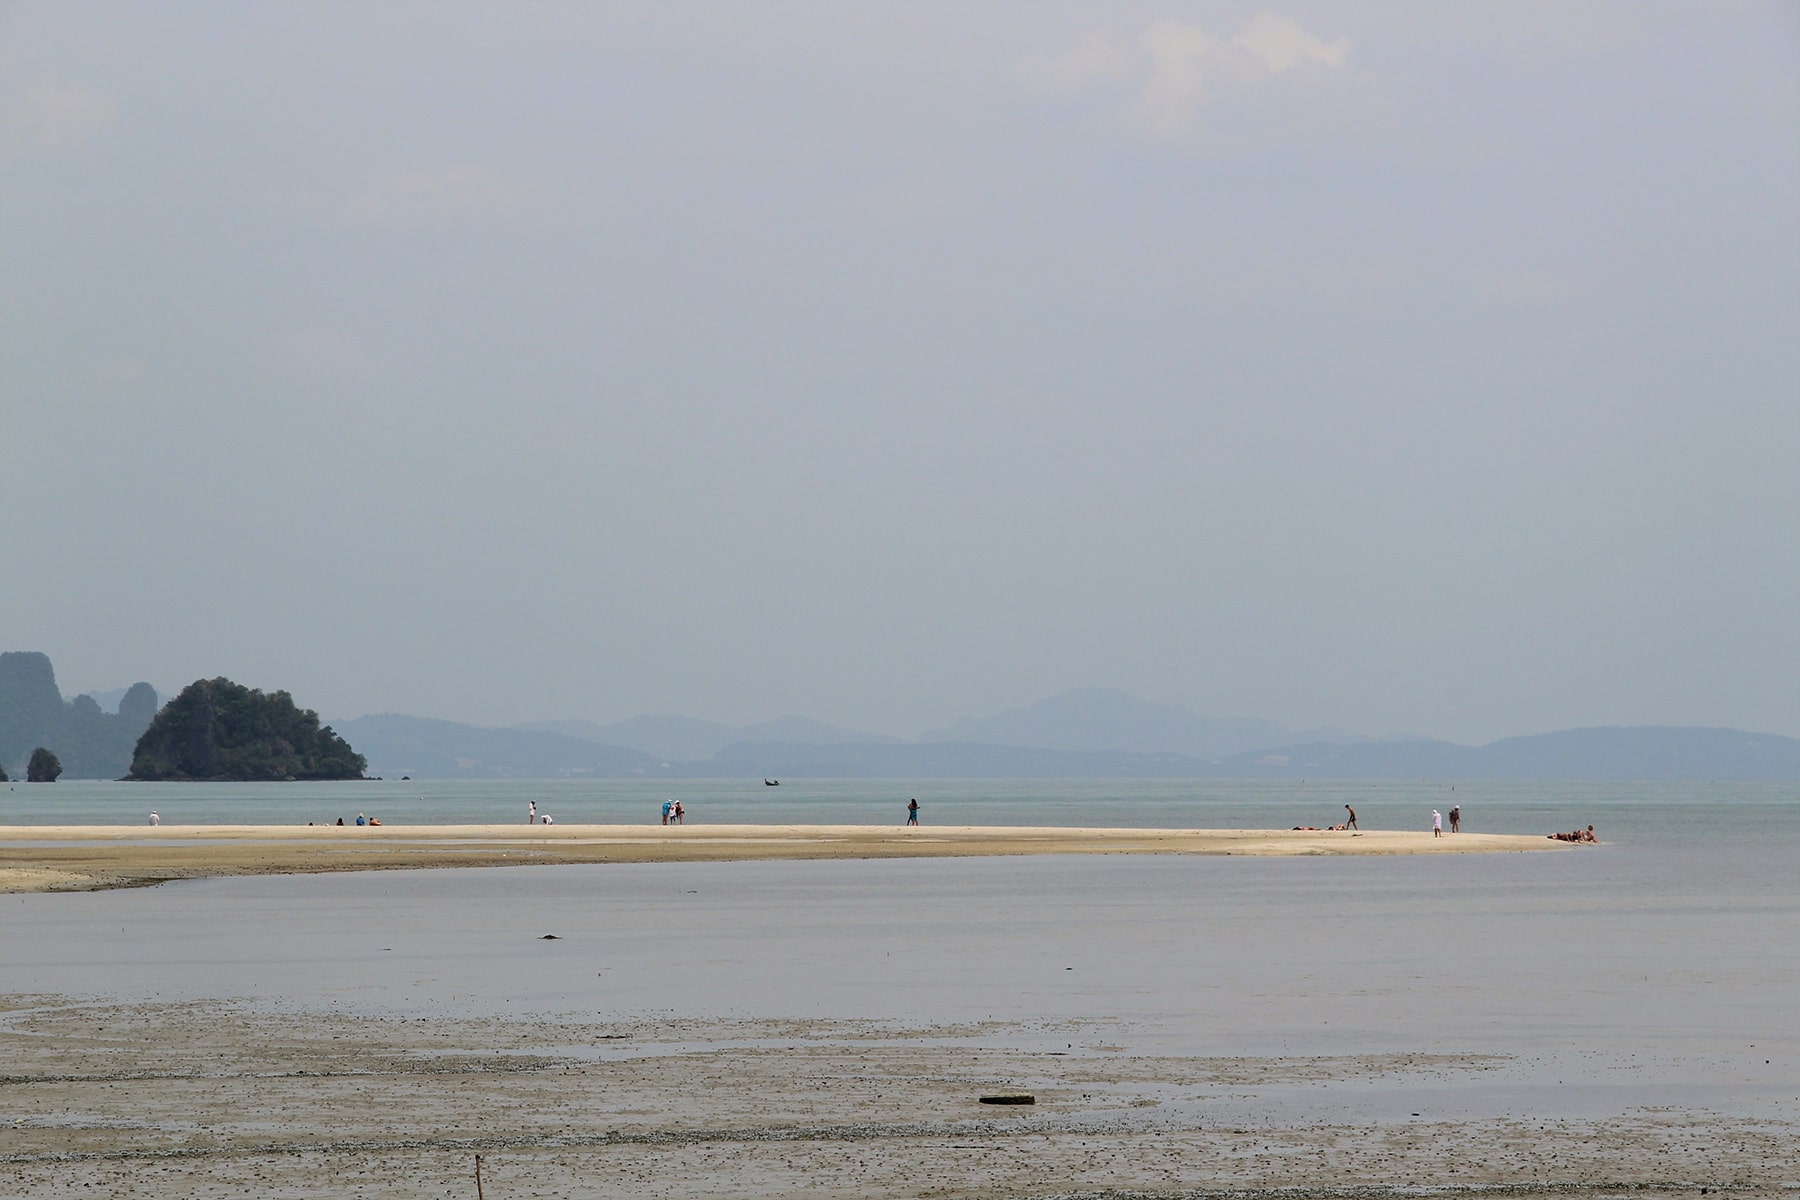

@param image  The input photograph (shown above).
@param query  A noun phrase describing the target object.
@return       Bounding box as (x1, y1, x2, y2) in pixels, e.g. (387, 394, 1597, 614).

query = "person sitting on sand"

(148, 811, 159, 826)
(355, 813, 367, 826)
(1580, 824, 1597, 843)
(367, 817, 381, 826)
(540, 813, 553, 825)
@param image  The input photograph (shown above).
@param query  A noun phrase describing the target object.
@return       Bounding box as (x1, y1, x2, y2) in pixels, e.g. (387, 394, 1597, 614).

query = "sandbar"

(0, 823, 1570, 893)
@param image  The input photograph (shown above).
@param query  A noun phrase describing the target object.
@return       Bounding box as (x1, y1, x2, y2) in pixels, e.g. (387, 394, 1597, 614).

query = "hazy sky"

(3, 2, 1796, 744)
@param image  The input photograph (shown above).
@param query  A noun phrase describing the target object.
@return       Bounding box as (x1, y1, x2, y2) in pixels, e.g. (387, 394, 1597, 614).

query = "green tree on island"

(127, 678, 366, 782)
(27, 747, 63, 782)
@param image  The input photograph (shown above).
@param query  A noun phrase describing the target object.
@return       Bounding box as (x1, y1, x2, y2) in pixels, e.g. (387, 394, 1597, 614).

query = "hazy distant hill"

(337, 714, 666, 779)
(693, 726, 1800, 780)
(346, 699, 1800, 781)
(692, 739, 1207, 779)
(1212, 727, 1800, 780)
(80, 684, 175, 714)
(518, 714, 902, 763)
(923, 687, 1344, 758)
(519, 716, 735, 762)
(0, 651, 159, 779)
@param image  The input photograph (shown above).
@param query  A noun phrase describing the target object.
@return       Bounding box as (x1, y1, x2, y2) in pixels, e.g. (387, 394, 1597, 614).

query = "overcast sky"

(3, 2, 1796, 744)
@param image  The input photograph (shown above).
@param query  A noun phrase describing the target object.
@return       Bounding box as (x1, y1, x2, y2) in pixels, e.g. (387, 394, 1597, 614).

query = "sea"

(2, 775, 1794, 846)
(3, 778, 1796, 1128)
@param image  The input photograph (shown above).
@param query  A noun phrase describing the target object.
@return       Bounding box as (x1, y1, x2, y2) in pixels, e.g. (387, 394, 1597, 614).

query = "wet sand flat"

(3, 1000, 1790, 1200)
(0, 824, 1567, 893)
(2, 839, 1789, 1198)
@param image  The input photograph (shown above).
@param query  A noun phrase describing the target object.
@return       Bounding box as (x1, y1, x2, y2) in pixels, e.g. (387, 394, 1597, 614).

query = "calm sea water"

(3, 777, 1794, 848)
(4, 778, 1797, 1126)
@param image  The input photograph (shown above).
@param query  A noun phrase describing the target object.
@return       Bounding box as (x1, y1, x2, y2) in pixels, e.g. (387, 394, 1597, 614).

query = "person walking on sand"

(906, 798, 919, 826)
(1431, 809, 1442, 837)
(1344, 804, 1357, 830)
(1449, 804, 1460, 833)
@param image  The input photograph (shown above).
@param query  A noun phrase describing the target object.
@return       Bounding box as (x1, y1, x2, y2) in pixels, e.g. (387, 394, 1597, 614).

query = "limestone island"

(124, 677, 366, 782)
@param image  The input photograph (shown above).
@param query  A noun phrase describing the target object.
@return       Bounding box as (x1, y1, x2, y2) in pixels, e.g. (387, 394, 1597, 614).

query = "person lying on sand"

(1548, 825, 1598, 843)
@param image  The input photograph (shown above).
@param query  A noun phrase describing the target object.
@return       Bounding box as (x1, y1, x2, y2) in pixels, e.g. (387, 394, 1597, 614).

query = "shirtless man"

(1344, 804, 1357, 830)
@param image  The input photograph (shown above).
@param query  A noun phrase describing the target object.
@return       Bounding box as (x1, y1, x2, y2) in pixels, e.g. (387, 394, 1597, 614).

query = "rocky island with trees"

(27, 747, 64, 782)
(126, 678, 366, 781)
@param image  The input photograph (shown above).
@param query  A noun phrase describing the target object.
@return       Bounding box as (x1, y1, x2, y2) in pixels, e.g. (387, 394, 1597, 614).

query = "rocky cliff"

(0, 651, 158, 779)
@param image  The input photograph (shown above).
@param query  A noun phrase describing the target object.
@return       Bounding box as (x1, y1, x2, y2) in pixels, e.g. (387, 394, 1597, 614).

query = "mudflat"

(0, 824, 1568, 893)
(2, 1000, 1787, 1200)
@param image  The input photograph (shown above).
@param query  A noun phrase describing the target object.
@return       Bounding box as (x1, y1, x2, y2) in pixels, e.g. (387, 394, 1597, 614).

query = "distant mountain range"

(516, 714, 901, 763)
(1207, 726, 1800, 780)
(921, 687, 1353, 758)
(334, 715, 667, 779)
(332, 690, 1800, 782)
(22, 657, 1791, 783)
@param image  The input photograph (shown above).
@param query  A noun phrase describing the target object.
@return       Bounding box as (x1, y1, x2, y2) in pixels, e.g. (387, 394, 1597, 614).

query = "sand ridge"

(0, 823, 1572, 893)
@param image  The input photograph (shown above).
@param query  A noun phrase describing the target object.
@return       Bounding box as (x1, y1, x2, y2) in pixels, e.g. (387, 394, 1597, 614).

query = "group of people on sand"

(660, 799, 685, 825)
(1549, 825, 1599, 843)
(1294, 804, 1470, 835)
(1293, 803, 1360, 832)
(526, 800, 555, 825)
